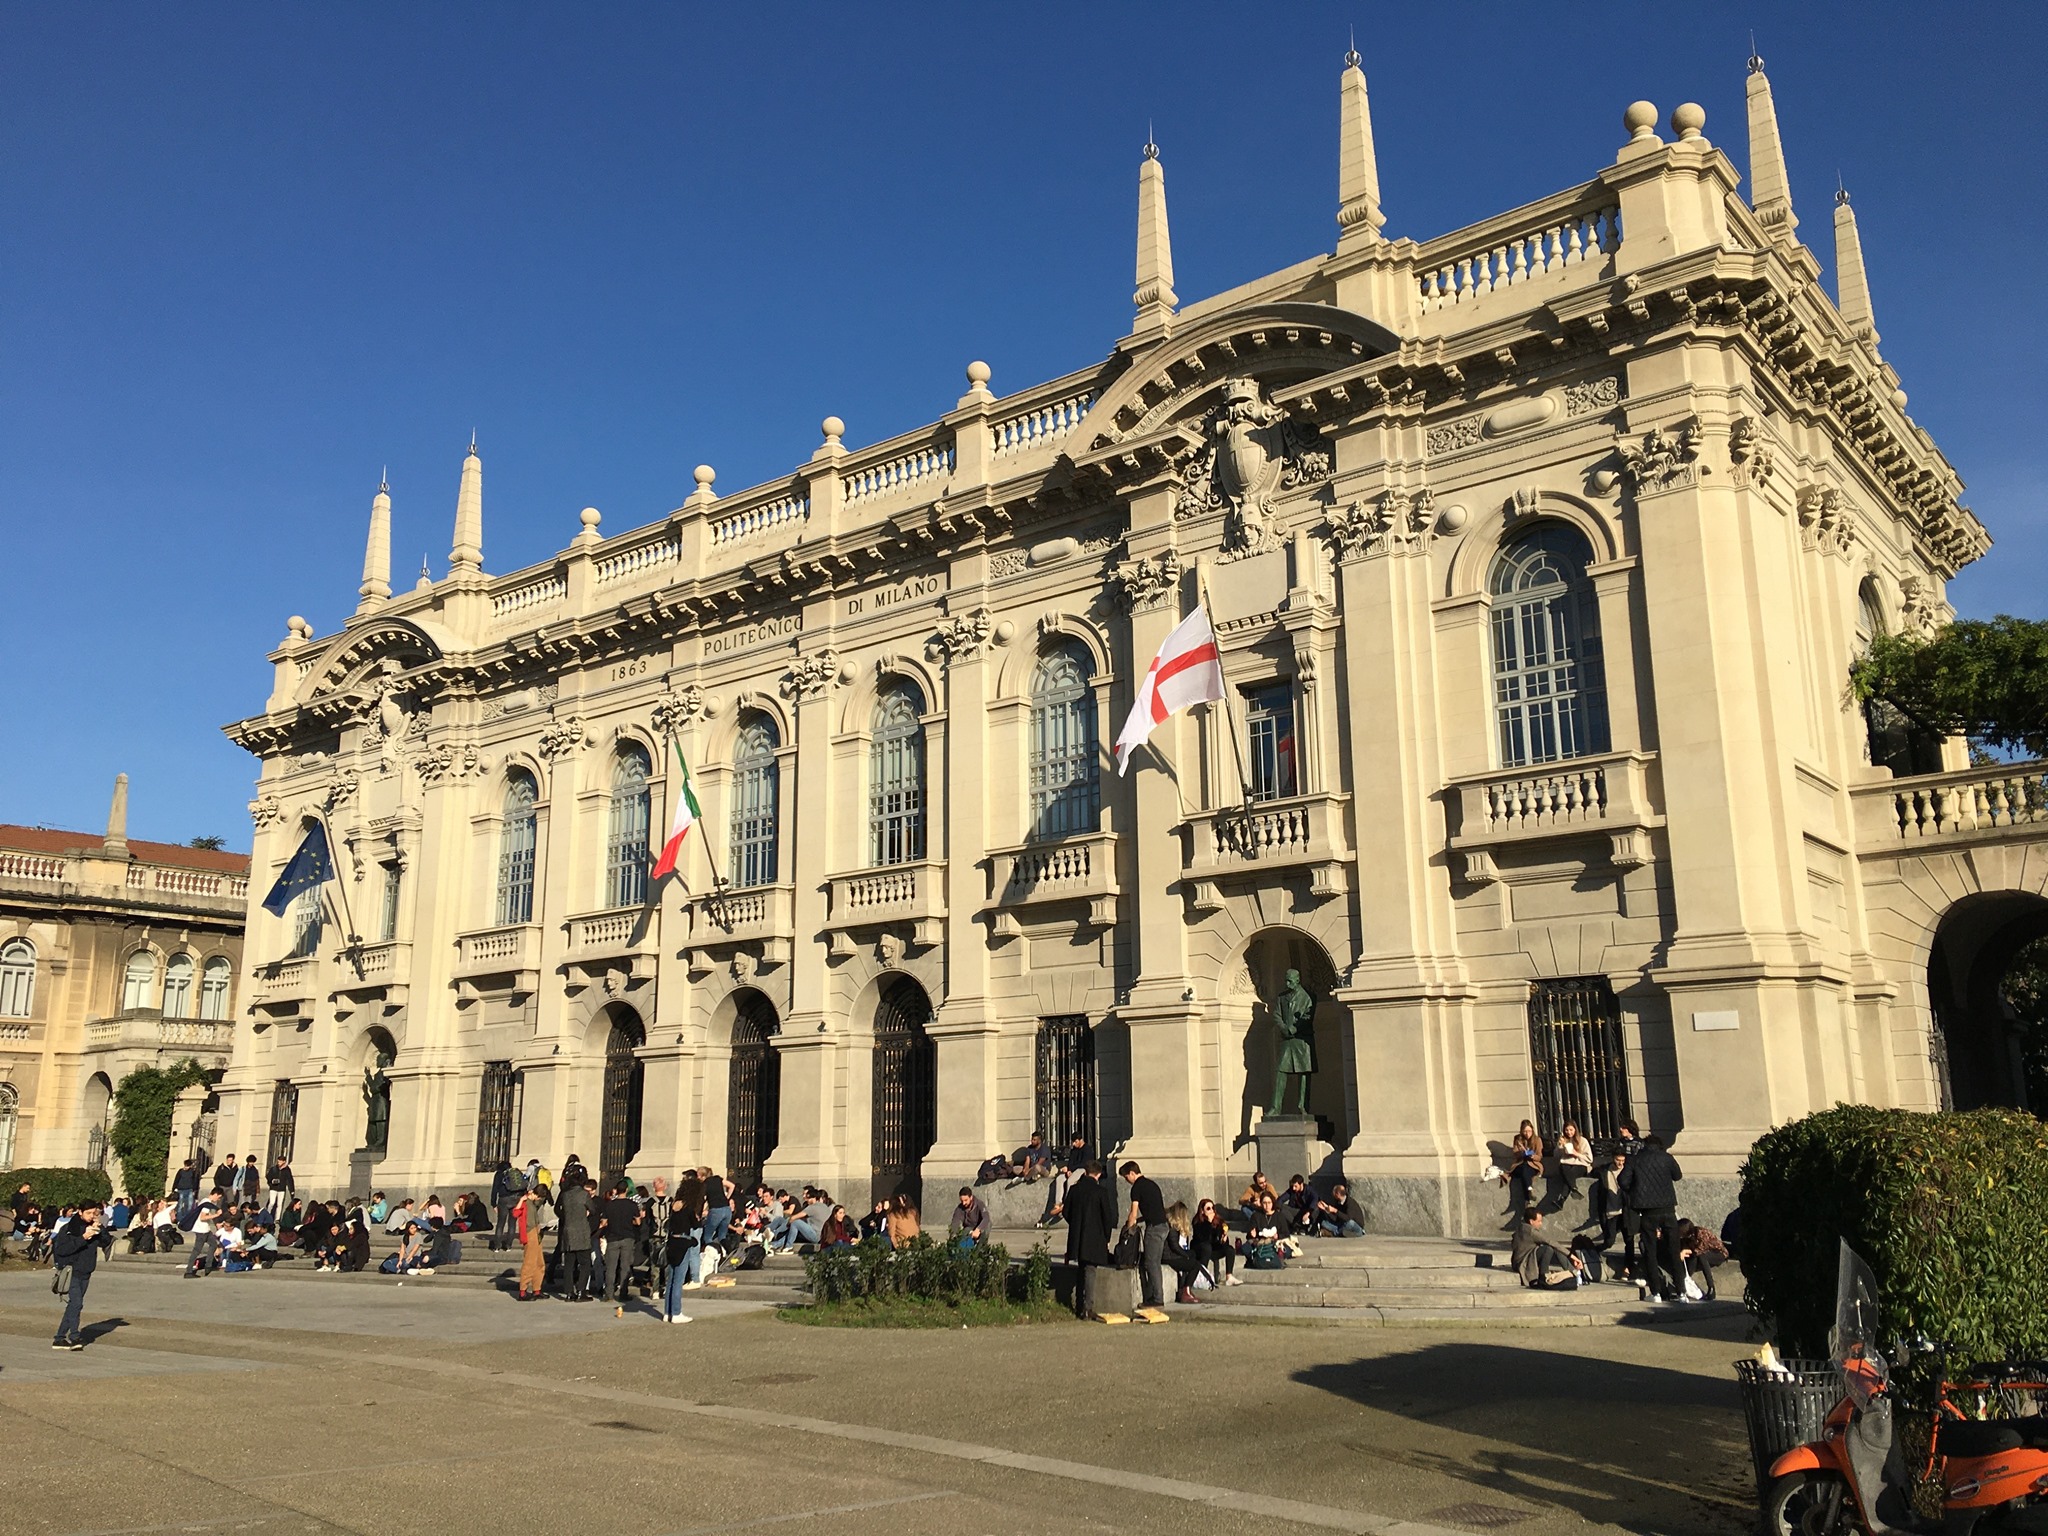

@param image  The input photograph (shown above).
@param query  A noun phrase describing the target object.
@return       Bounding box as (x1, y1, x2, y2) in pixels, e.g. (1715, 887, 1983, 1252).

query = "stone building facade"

(215, 53, 2045, 1231)
(0, 777, 248, 1175)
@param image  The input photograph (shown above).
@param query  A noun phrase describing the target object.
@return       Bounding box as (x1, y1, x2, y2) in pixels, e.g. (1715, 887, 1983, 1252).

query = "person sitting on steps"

(1511, 1205, 1587, 1289)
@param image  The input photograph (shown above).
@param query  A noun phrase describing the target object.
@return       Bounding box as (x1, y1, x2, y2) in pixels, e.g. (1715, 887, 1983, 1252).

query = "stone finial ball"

(693, 464, 716, 488)
(579, 506, 601, 529)
(821, 416, 846, 441)
(1623, 101, 1659, 139)
(1670, 102, 1706, 139)
(966, 360, 991, 387)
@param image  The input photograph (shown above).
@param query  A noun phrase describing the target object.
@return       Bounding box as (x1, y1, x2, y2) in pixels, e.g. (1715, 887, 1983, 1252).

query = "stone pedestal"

(1253, 1113, 1341, 1191)
(347, 1149, 385, 1200)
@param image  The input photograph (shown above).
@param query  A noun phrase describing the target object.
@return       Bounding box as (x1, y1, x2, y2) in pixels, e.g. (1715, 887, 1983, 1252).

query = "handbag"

(51, 1264, 72, 1296)
(1112, 1226, 1141, 1270)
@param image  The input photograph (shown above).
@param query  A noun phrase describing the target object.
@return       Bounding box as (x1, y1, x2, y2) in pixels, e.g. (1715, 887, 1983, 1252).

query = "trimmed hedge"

(804, 1234, 1053, 1308)
(6, 1167, 114, 1214)
(1740, 1104, 2048, 1359)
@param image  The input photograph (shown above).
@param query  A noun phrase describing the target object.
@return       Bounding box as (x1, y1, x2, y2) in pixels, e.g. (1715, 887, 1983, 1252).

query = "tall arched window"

(288, 885, 322, 958)
(199, 956, 231, 1020)
(496, 770, 539, 925)
(162, 954, 194, 1018)
(869, 682, 928, 867)
(605, 743, 652, 909)
(0, 1082, 17, 1170)
(1489, 524, 1610, 767)
(1029, 643, 1100, 839)
(0, 939, 34, 1018)
(729, 715, 781, 888)
(122, 950, 157, 1012)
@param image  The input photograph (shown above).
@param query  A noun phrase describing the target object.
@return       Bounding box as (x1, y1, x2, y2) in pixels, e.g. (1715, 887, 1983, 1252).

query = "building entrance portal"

(598, 1006, 645, 1186)
(727, 990, 782, 1191)
(871, 977, 936, 1208)
(1928, 894, 2048, 1114)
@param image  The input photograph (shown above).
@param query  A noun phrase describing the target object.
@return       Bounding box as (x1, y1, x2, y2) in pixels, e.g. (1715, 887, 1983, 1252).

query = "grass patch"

(781, 1294, 1074, 1329)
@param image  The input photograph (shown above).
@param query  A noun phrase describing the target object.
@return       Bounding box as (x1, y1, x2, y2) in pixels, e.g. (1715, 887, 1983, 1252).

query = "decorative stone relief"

(323, 769, 359, 810)
(536, 714, 591, 763)
(1425, 417, 1482, 456)
(1797, 487, 1857, 557)
(1900, 575, 1941, 637)
(415, 739, 486, 785)
(1327, 489, 1434, 561)
(989, 549, 1027, 579)
(1169, 378, 1332, 559)
(730, 951, 758, 984)
(876, 932, 905, 966)
(650, 683, 705, 738)
(780, 647, 844, 702)
(1294, 646, 1319, 692)
(1618, 422, 1700, 496)
(1564, 376, 1621, 417)
(1729, 414, 1776, 489)
(1077, 522, 1122, 555)
(926, 608, 1012, 667)
(248, 795, 283, 829)
(1110, 548, 1182, 613)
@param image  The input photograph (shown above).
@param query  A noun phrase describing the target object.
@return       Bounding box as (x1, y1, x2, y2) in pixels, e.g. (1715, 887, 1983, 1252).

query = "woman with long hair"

(1163, 1201, 1201, 1304)
(1192, 1197, 1241, 1288)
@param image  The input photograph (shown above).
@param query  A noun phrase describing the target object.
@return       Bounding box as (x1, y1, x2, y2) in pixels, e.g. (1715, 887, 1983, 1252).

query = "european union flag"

(261, 822, 335, 917)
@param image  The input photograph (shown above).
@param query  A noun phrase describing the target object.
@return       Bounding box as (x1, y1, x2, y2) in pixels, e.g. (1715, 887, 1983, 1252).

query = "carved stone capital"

(1110, 548, 1182, 614)
(536, 714, 591, 763)
(650, 683, 706, 738)
(248, 795, 283, 830)
(415, 739, 486, 786)
(1797, 485, 1857, 557)
(323, 769, 360, 811)
(1729, 414, 1776, 490)
(1899, 575, 1942, 638)
(1618, 421, 1700, 497)
(926, 608, 1012, 667)
(1327, 489, 1435, 562)
(780, 647, 844, 702)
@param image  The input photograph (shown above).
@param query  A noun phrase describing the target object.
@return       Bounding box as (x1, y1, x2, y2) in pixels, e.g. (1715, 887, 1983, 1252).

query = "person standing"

(599, 1180, 642, 1313)
(234, 1155, 262, 1209)
(555, 1176, 594, 1300)
(658, 1194, 696, 1325)
(515, 1185, 548, 1300)
(1062, 1161, 1118, 1321)
(698, 1168, 732, 1253)
(1119, 1161, 1169, 1320)
(171, 1159, 201, 1224)
(266, 1156, 295, 1220)
(51, 1200, 113, 1349)
(489, 1160, 523, 1252)
(1617, 1134, 1684, 1302)
(212, 1155, 238, 1207)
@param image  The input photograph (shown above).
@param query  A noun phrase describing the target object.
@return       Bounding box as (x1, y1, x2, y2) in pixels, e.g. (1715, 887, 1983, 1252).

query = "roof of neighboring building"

(0, 825, 250, 873)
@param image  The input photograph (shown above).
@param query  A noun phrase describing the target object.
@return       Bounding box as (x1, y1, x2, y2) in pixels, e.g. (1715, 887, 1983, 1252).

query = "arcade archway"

(1928, 893, 2048, 1113)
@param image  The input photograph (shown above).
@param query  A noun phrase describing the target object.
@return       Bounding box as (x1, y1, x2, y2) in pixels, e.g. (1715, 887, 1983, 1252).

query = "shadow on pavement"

(1293, 1342, 1754, 1536)
(79, 1317, 130, 1343)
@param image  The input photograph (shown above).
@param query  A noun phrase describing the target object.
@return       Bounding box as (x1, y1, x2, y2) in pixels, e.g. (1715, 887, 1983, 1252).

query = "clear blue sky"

(4, 5, 2042, 848)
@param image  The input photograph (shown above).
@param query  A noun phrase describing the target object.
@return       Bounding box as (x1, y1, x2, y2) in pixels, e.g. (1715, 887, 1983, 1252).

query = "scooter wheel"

(1761, 1470, 1854, 1536)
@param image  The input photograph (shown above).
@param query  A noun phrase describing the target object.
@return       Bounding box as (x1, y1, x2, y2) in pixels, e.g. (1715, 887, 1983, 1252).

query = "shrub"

(108, 1059, 212, 1201)
(1739, 1104, 2048, 1360)
(7, 1167, 114, 1213)
(802, 1234, 1017, 1306)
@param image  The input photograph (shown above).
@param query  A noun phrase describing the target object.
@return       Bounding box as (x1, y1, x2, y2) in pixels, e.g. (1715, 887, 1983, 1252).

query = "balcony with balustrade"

(987, 833, 1120, 934)
(82, 1009, 235, 1063)
(334, 939, 412, 1018)
(1444, 751, 1662, 884)
(684, 884, 796, 972)
(453, 922, 544, 1002)
(826, 861, 947, 951)
(1181, 792, 1353, 906)
(1852, 762, 2048, 852)
(250, 953, 321, 1023)
(563, 905, 662, 992)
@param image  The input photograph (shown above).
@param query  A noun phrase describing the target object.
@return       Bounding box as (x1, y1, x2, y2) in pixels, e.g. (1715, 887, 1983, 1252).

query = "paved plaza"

(2, 1263, 1758, 1536)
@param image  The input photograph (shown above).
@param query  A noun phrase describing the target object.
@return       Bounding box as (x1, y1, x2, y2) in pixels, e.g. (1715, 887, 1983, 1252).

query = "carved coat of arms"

(1172, 378, 1332, 558)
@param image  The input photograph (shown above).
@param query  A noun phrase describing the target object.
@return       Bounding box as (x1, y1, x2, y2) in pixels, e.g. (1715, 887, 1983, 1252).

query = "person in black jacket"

(51, 1200, 113, 1349)
(266, 1157, 295, 1220)
(1062, 1161, 1118, 1321)
(171, 1159, 201, 1224)
(489, 1160, 523, 1251)
(1617, 1135, 1684, 1301)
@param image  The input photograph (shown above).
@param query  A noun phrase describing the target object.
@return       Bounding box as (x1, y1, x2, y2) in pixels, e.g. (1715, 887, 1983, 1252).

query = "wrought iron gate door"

(871, 979, 936, 1205)
(1527, 977, 1631, 1142)
(267, 1080, 300, 1165)
(599, 1012, 645, 1186)
(727, 991, 781, 1190)
(1034, 1015, 1096, 1153)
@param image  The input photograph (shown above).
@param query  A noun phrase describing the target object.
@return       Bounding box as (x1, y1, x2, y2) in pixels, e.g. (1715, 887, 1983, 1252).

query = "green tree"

(187, 835, 227, 851)
(1848, 615, 2048, 759)
(109, 1059, 213, 1200)
(2004, 936, 2048, 1112)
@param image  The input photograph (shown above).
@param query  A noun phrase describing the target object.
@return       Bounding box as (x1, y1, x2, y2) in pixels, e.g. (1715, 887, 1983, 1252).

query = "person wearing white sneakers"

(658, 1193, 696, 1324)
(1192, 1198, 1243, 1288)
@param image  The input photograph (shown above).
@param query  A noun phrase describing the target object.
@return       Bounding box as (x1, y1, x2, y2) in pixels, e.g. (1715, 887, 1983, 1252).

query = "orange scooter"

(1762, 1243, 2048, 1536)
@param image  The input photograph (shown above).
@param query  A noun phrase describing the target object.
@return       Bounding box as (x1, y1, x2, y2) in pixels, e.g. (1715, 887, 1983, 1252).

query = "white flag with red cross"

(1114, 604, 1226, 775)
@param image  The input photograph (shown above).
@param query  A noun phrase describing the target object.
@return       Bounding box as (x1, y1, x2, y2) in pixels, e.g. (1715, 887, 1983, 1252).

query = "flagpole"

(310, 810, 363, 947)
(1195, 566, 1255, 806)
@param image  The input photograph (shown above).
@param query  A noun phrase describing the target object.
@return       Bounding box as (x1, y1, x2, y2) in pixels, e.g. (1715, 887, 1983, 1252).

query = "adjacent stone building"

(0, 777, 248, 1174)
(215, 52, 2045, 1231)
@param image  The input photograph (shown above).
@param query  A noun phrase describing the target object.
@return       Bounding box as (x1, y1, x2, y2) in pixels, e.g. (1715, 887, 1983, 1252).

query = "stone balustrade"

(489, 570, 567, 625)
(1445, 751, 1660, 881)
(689, 883, 794, 945)
(593, 532, 681, 590)
(568, 908, 648, 954)
(0, 844, 248, 905)
(251, 954, 320, 1012)
(1415, 185, 1621, 316)
(127, 863, 250, 899)
(1855, 762, 2048, 847)
(457, 922, 541, 972)
(826, 861, 946, 946)
(1183, 792, 1352, 899)
(709, 490, 809, 548)
(988, 832, 1120, 930)
(82, 1010, 233, 1055)
(841, 437, 955, 507)
(0, 850, 67, 882)
(990, 391, 1094, 461)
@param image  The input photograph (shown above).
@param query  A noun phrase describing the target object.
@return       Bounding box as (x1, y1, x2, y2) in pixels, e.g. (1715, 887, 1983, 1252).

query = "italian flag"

(650, 739, 702, 882)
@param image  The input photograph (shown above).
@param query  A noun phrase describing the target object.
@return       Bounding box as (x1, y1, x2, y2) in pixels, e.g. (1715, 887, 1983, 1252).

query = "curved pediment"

(1083, 303, 1399, 453)
(296, 615, 457, 707)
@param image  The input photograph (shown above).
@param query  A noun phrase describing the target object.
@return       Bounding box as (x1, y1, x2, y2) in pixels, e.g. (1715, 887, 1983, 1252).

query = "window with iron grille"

(1526, 977, 1631, 1144)
(0, 1083, 16, 1170)
(870, 978, 935, 1201)
(496, 771, 539, 925)
(1034, 1016, 1096, 1154)
(474, 1060, 523, 1171)
(1490, 524, 1610, 768)
(605, 745, 652, 909)
(598, 1013, 646, 1184)
(267, 1079, 299, 1165)
(729, 716, 781, 888)
(1029, 644, 1100, 839)
(1245, 684, 1299, 802)
(868, 683, 927, 867)
(726, 991, 781, 1188)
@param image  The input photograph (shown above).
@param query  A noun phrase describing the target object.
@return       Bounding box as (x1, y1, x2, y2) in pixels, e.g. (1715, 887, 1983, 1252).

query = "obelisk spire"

(357, 474, 392, 613)
(1132, 136, 1177, 337)
(1833, 186, 1879, 348)
(1336, 40, 1385, 249)
(1744, 49, 1798, 247)
(103, 772, 129, 858)
(449, 434, 483, 576)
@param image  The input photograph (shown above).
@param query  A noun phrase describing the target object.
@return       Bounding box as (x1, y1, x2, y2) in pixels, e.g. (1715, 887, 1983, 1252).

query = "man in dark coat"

(1062, 1160, 1118, 1321)
(489, 1160, 523, 1251)
(554, 1177, 595, 1300)
(1617, 1135, 1684, 1301)
(51, 1200, 113, 1349)
(171, 1159, 201, 1224)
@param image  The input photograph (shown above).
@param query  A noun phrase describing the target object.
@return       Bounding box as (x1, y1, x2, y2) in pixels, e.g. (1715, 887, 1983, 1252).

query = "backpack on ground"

(1246, 1242, 1286, 1271)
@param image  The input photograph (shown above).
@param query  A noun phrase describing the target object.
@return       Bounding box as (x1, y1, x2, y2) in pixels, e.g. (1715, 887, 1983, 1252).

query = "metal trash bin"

(1735, 1357, 1840, 1497)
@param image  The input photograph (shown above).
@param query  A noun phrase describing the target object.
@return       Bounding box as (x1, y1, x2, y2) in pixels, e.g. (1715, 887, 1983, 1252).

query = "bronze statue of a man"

(1267, 968, 1317, 1115)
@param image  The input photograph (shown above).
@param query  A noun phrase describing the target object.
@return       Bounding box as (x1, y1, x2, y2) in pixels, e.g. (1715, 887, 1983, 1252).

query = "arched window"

(729, 715, 781, 888)
(1854, 578, 1939, 777)
(1029, 643, 1100, 838)
(0, 1082, 17, 1170)
(605, 744, 652, 909)
(496, 770, 539, 925)
(1854, 579, 1886, 658)
(869, 682, 927, 867)
(0, 938, 33, 1019)
(288, 885, 322, 958)
(122, 950, 157, 1012)
(162, 954, 194, 1018)
(199, 956, 231, 1020)
(1489, 524, 1610, 767)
